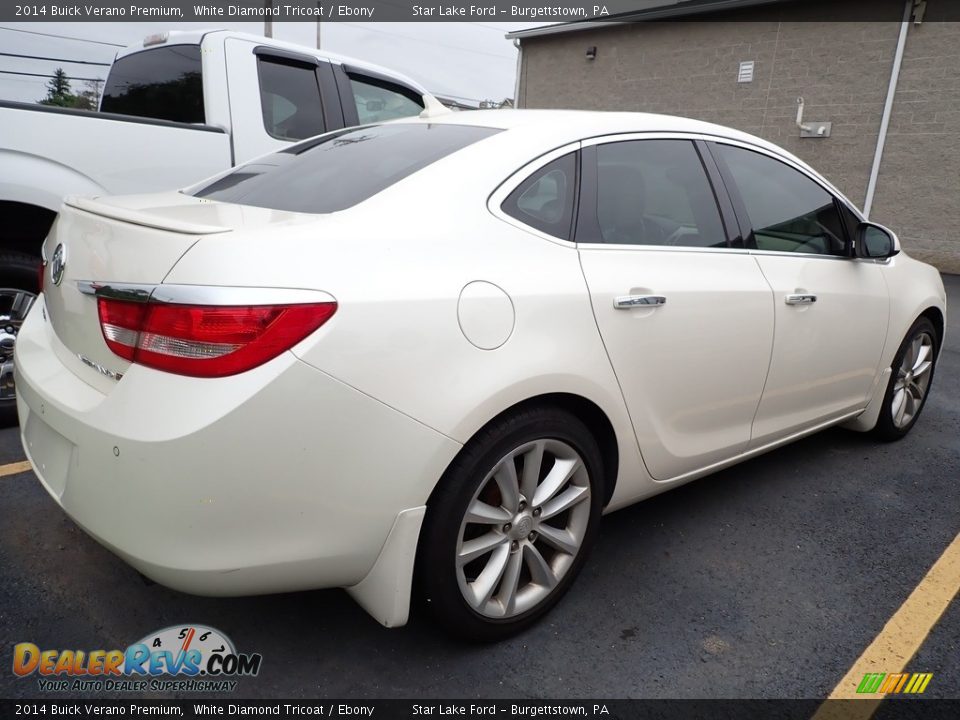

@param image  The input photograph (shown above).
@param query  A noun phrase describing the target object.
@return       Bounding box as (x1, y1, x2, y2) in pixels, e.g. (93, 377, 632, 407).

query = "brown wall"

(516, 0, 960, 272)
(871, 3, 960, 272)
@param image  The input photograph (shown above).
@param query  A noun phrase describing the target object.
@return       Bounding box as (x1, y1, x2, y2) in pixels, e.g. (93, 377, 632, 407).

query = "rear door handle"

(785, 293, 817, 305)
(614, 295, 666, 309)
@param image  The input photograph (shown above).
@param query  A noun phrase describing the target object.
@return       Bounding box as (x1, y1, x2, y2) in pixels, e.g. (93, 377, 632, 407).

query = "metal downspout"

(513, 39, 523, 108)
(864, 0, 913, 218)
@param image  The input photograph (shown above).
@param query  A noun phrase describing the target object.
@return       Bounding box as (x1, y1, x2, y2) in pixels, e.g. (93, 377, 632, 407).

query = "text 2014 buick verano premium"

(17, 111, 945, 640)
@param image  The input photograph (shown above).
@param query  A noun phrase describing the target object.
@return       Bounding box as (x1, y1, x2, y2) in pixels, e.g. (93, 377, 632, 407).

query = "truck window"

(101, 45, 204, 124)
(349, 76, 424, 124)
(258, 56, 326, 141)
(189, 123, 499, 214)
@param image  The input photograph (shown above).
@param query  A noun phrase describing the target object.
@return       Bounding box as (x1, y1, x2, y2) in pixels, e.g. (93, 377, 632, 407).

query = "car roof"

(401, 108, 835, 194)
(412, 108, 781, 151)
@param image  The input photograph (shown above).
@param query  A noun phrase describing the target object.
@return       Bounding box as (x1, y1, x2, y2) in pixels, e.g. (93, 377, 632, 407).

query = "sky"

(0, 20, 546, 106)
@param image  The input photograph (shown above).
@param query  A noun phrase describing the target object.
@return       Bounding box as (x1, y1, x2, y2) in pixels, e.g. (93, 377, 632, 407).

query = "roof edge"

(505, 0, 786, 40)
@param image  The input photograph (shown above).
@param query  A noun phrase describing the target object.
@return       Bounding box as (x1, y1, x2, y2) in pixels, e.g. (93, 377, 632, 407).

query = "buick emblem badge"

(50, 243, 66, 287)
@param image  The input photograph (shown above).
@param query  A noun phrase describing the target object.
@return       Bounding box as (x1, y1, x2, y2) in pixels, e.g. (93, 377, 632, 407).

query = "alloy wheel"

(0, 288, 37, 402)
(891, 331, 934, 429)
(455, 438, 592, 619)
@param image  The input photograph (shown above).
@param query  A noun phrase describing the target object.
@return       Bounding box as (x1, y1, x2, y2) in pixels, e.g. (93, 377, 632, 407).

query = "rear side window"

(190, 123, 499, 214)
(101, 45, 204, 124)
(501, 153, 578, 240)
(594, 140, 727, 248)
(350, 76, 424, 123)
(258, 57, 325, 141)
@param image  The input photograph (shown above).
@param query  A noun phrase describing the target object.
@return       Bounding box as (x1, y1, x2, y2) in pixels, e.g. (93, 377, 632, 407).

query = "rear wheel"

(873, 316, 938, 441)
(417, 407, 603, 641)
(0, 252, 40, 426)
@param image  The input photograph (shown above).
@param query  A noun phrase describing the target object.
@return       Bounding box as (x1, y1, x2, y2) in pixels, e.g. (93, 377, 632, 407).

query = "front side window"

(257, 57, 325, 141)
(501, 153, 578, 240)
(101, 45, 203, 123)
(594, 140, 727, 248)
(190, 123, 499, 214)
(349, 76, 424, 124)
(715, 144, 848, 255)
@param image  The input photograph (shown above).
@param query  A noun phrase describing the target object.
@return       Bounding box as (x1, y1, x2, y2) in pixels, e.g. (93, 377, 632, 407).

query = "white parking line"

(0, 460, 32, 478)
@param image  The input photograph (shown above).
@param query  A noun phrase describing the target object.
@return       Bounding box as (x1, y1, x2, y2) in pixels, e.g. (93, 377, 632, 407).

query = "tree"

(38, 69, 99, 110)
(71, 80, 101, 111)
(39, 68, 73, 107)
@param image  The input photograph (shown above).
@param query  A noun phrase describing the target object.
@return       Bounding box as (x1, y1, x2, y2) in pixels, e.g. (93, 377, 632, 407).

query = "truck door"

(223, 38, 342, 163)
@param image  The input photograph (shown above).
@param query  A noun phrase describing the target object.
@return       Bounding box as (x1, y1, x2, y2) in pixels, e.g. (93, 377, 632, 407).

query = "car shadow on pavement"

(3, 410, 958, 699)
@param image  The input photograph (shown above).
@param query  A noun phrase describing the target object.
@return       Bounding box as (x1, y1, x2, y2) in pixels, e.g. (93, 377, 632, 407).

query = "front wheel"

(873, 316, 938, 441)
(417, 407, 604, 641)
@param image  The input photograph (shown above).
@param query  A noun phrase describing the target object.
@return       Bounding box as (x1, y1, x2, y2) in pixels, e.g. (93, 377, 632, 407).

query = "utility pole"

(316, 2, 322, 49)
(264, 0, 273, 38)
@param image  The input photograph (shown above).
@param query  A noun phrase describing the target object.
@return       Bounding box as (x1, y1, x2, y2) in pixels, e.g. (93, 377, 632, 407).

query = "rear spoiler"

(64, 196, 232, 235)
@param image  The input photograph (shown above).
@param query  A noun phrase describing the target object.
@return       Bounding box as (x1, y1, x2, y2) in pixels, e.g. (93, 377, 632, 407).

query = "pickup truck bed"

(0, 100, 231, 228)
(0, 28, 439, 424)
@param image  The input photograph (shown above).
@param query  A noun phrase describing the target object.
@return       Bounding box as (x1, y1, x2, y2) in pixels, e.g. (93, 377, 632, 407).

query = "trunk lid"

(42, 192, 306, 388)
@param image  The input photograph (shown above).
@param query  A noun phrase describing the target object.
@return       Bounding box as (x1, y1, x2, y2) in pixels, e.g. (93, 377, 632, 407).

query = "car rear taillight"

(97, 298, 337, 378)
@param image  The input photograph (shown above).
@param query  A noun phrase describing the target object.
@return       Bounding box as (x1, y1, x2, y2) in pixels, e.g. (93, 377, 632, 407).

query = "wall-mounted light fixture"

(586, 46, 597, 60)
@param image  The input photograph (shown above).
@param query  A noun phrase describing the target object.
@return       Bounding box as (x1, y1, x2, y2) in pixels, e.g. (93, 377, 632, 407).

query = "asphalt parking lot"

(1, 274, 958, 701)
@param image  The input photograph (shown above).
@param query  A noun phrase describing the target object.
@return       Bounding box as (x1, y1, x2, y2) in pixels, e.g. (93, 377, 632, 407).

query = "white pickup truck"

(0, 29, 440, 420)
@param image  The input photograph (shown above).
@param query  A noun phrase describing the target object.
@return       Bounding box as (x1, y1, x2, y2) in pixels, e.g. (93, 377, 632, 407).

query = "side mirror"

(856, 222, 901, 259)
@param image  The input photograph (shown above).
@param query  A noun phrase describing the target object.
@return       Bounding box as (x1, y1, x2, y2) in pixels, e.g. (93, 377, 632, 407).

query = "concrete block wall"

(516, 0, 959, 272)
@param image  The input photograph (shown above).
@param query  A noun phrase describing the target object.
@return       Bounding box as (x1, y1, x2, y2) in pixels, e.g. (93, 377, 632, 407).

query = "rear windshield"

(189, 123, 500, 214)
(101, 45, 204, 124)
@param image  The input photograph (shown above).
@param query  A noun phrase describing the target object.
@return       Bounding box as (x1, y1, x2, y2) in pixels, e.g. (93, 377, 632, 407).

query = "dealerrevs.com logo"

(13, 624, 262, 693)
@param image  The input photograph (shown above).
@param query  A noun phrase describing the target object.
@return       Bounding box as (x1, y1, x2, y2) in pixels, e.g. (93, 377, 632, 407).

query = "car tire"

(873, 316, 938, 442)
(0, 251, 40, 427)
(416, 406, 604, 641)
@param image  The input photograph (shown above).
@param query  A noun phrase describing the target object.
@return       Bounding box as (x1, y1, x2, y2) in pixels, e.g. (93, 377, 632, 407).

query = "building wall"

(870, 3, 960, 272)
(516, 0, 960, 273)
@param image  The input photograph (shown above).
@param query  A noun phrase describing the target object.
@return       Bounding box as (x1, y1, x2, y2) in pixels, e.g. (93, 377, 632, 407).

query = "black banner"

(3, 699, 960, 720)
(4, 0, 959, 23)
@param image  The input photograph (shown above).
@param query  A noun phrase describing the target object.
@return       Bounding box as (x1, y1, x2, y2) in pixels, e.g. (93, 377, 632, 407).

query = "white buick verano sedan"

(17, 110, 945, 640)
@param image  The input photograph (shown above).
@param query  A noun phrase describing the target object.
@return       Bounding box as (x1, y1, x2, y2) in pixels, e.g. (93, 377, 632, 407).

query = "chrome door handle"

(614, 295, 666, 309)
(785, 293, 817, 305)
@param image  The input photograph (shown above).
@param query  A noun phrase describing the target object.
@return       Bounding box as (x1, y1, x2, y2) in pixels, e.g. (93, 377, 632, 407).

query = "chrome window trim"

(487, 141, 584, 248)
(575, 242, 884, 264)
(703, 136, 864, 223)
(76, 282, 336, 306)
(580, 131, 865, 260)
(488, 130, 867, 258)
(576, 242, 751, 256)
(580, 131, 863, 219)
(577, 243, 889, 263)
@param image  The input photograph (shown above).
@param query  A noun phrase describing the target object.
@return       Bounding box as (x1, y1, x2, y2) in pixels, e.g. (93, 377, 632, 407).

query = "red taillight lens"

(97, 298, 336, 377)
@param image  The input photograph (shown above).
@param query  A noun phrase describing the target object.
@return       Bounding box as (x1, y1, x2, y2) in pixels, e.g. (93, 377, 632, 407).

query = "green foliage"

(38, 67, 98, 110)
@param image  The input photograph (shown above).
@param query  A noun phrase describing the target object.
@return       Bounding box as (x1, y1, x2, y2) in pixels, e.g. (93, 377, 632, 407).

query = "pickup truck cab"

(0, 29, 440, 421)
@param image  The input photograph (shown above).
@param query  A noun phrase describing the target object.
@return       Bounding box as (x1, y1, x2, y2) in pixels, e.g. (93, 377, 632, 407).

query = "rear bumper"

(15, 295, 460, 605)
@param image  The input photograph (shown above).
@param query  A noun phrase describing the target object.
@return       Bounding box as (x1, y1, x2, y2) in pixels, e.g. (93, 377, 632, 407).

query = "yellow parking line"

(813, 530, 960, 720)
(0, 460, 32, 478)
